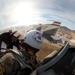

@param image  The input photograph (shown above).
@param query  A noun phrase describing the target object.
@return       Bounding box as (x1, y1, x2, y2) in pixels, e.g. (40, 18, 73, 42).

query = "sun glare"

(13, 2, 35, 25)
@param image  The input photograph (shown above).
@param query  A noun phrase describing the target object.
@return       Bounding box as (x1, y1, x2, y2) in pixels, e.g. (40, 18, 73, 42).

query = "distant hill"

(60, 26, 75, 33)
(57, 26, 75, 40)
(60, 26, 71, 31)
(72, 30, 75, 33)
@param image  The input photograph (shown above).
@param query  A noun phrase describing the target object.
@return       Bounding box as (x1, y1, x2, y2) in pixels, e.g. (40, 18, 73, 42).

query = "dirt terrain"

(37, 28, 75, 61)
(37, 38, 62, 61)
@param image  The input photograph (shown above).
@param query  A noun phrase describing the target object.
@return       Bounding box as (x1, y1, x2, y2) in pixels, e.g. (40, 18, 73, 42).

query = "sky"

(0, 0, 75, 30)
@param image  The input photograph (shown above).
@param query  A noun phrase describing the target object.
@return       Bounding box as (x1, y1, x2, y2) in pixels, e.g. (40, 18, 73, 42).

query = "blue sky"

(0, 0, 75, 30)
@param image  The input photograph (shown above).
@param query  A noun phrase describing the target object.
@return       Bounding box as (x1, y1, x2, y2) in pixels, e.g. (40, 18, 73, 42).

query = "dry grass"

(36, 38, 62, 61)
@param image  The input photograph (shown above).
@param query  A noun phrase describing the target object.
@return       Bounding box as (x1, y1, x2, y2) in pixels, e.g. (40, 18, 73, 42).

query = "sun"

(12, 2, 35, 25)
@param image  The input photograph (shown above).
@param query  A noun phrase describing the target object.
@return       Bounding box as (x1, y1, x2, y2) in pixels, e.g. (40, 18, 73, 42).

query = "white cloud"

(0, 0, 75, 30)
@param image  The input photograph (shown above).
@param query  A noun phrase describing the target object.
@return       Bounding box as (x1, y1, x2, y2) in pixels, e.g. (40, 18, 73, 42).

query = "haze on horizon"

(0, 0, 75, 30)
